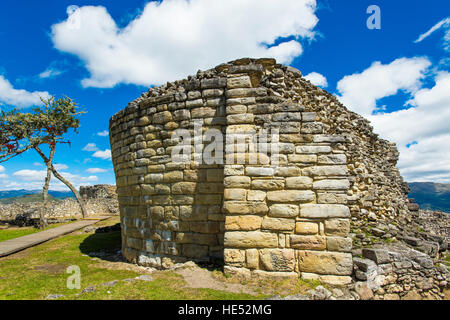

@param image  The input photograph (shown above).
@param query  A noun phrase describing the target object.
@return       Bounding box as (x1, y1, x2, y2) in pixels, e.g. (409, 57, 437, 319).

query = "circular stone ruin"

(109, 58, 410, 284)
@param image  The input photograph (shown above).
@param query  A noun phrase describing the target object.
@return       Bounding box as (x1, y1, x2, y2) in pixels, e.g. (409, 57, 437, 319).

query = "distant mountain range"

(0, 189, 74, 204)
(408, 182, 450, 213)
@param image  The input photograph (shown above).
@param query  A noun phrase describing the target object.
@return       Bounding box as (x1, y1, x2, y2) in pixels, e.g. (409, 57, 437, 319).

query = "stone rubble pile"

(0, 184, 119, 223)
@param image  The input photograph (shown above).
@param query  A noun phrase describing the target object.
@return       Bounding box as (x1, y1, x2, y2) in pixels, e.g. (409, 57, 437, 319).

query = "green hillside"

(408, 182, 450, 213)
(0, 193, 60, 204)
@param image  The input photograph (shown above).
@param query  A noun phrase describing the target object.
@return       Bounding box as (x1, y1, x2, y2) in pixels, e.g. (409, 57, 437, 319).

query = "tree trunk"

(34, 146, 88, 218)
(39, 146, 55, 229)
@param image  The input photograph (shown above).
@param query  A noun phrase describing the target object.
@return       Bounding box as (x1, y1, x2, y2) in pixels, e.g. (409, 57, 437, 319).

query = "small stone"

(135, 275, 154, 281)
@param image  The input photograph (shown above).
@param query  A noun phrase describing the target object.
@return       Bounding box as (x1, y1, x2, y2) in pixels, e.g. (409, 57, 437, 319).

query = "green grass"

(0, 221, 76, 242)
(0, 218, 264, 300)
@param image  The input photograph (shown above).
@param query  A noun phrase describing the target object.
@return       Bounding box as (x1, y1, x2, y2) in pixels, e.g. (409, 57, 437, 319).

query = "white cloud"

(304, 71, 328, 87)
(97, 130, 109, 137)
(0, 165, 5, 173)
(53, 163, 69, 170)
(50, 0, 319, 88)
(39, 68, 63, 79)
(0, 75, 50, 108)
(92, 149, 111, 160)
(11, 169, 98, 191)
(0, 174, 7, 179)
(82, 143, 99, 152)
(368, 71, 450, 183)
(86, 167, 107, 173)
(414, 17, 450, 51)
(336, 57, 431, 116)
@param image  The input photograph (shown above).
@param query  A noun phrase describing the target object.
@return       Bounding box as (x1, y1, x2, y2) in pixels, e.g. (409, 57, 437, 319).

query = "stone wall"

(110, 58, 379, 282)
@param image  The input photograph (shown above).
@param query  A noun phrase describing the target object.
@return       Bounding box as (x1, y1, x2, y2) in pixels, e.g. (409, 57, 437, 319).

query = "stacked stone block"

(110, 58, 404, 282)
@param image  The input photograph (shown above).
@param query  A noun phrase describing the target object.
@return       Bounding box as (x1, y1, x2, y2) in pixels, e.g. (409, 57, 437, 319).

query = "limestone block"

(224, 248, 246, 266)
(223, 201, 268, 215)
(318, 154, 347, 165)
(247, 190, 266, 201)
(172, 182, 197, 194)
(295, 222, 319, 235)
(326, 236, 353, 252)
(202, 89, 224, 98)
(300, 204, 350, 218)
(226, 105, 247, 115)
(317, 192, 347, 204)
(224, 188, 246, 200)
(227, 114, 255, 124)
(272, 112, 302, 122)
(246, 249, 259, 269)
(245, 167, 274, 176)
(275, 167, 302, 177)
(227, 76, 252, 89)
(259, 249, 296, 272)
(252, 179, 284, 190)
(285, 177, 313, 189)
(313, 179, 350, 190)
(267, 190, 315, 203)
(163, 171, 183, 182)
(152, 111, 172, 124)
(288, 154, 317, 163)
(324, 219, 350, 236)
(290, 235, 326, 250)
(301, 112, 317, 122)
(225, 215, 263, 231)
(224, 231, 278, 248)
(224, 176, 251, 188)
(269, 204, 299, 218)
(303, 165, 348, 176)
(298, 251, 353, 275)
(261, 217, 295, 231)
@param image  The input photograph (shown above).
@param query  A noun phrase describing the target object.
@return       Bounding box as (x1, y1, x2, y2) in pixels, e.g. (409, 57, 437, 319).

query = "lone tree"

(0, 96, 87, 227)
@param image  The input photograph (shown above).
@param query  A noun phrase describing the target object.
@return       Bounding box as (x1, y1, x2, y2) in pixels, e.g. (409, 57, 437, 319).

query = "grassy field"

(0, 217, 322, 300)
(0, 221, 76, 242)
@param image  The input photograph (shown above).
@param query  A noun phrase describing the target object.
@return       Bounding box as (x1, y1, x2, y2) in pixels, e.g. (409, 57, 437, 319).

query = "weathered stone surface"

(312, 179, 350, 190)
(324, 219, 350, 236)
(290, 235, 326, 250)
(326, 236, 352, 252)
(224, 231, 278, 248)
(225, 215, 262, 231)
(295, 222, 319, 235)
(300, 204, 350, 218)
(285, 177, 313, 189)
(267, 190, 315, 203)
(269, 204, 299, 218)
(362, 248, 392, 264)
(262, 217, 295, 231)
(259, 249, 295, 272)
(223, 202, 268, 215)
(298, 251, 353, 275)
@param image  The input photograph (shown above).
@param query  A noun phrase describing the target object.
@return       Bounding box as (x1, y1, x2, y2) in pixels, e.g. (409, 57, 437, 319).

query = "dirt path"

(174, 267, 258, 295)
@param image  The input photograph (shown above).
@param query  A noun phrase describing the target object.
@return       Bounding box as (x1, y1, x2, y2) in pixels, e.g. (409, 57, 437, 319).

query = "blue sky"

(0, 0, 449, 190)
